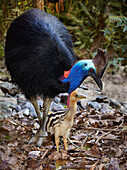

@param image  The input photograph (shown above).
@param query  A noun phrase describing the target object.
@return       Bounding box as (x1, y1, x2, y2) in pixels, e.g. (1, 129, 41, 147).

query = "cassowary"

(5, 8, 108, 146)
(46, 90, 86, 152)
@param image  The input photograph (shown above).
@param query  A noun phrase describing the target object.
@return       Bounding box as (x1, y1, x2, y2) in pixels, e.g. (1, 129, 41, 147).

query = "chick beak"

(78, 93, 87, 99)
(88, 69, 103, 91)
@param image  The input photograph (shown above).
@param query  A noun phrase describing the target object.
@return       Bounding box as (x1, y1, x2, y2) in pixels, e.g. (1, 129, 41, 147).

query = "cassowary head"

(62, 48, 108, 94)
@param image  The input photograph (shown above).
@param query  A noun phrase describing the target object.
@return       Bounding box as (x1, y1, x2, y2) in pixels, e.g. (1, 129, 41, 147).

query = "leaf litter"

(0, 107, 127, 169)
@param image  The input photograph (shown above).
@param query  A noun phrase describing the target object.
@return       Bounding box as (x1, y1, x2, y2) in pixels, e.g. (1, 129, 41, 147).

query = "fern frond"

(109, 15, 123, 22)
(109, 2, 122, 8)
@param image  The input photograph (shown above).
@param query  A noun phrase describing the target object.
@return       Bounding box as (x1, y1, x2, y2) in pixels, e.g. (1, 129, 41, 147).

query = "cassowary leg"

(29, 97, 42, 144)
(36, 97, 52, 146)
(30, 97, 42, 121)
(29, 97, 52, 146)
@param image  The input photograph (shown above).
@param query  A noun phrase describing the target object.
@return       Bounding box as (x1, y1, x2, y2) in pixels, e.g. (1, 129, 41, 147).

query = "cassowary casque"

(5, 8, 108, 146)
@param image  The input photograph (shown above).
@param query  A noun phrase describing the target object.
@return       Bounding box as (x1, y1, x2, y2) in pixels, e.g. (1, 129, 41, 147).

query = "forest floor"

(0, 63, 127, 170)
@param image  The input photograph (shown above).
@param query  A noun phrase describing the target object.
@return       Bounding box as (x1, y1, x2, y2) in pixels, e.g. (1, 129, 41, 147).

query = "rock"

(0, 82, 18, 96)
(77, 100, 86, 110)
(34, 122, 40, 129)
(0, 97, 17, 106)
(17, 108, 30, 117)
(109, 98, 121, 109)
(87, 101, 101, 111)
(17, 110, 24, 118)
(0, 89, 4, 97)
(54, 96, 61, 103)
(0, 110, 8, 119)
(100, 105, 115, 114)
(16, 94, 26, 104)
(95, 95, 109, 103)
(0, 96, 18, 118)
(21, 102, 37, 117)
(28, 151, 41, 159)
(37, 100, 43, 109)
(79, 85, 89, 90)
(50, 101, 65, 111)
(23, 108, 30, 116)
(120, 106, 127, 114)
(58, 93, 68, 104)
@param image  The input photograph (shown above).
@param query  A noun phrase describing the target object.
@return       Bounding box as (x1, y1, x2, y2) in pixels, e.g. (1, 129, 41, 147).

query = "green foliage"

(0, 0, 127, 66)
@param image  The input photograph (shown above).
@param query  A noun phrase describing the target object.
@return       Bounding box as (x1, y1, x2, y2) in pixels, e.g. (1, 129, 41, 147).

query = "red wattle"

(67, 94, 70, 108)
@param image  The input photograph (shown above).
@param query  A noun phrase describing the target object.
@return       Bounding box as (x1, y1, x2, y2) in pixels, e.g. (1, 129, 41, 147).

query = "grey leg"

(30, 97, 42, 121)
(41, 98, 52, 134)
(29, 97, 42, 144)
(29, 97, 52, 146)
(37, 98, 52, 146)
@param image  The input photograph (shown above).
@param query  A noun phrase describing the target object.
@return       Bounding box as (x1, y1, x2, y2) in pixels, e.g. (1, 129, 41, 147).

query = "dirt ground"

(0, 62, 127, 169)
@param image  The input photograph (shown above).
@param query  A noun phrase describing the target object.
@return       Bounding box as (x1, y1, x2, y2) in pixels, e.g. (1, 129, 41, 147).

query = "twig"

(81, 135, 88, 148)
(95, 131, 112, 144)
(95, 125, 123, 144)
(81, 132, 94, 148)
(68, 137, 81, 148)
(85, 126, 123, 132)
(41, 145, 53, 159)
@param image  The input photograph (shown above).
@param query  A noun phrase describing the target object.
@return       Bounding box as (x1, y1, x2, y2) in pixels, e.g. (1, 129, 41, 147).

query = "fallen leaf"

(0, 125, 10, 133)
(48, 151, 61, 161)
(90, 160, 99, 170)
(55, 159, 67, 166)
(105, 157, 120, 169)
(27, 159, 40, 169)
(85, 144, 102, 158)
(61, 149, 69, 159)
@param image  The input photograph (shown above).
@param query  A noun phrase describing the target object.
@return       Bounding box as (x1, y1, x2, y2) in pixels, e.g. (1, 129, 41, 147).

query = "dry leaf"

(27, 159, 40, 169)
(48, 151, 61, 161)
(90, 160, 99, 170)
(85, 144, 102, 158)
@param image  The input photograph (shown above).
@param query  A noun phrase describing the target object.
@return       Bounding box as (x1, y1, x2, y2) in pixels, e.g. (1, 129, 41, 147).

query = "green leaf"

(109, 15, 122, 22)
(110, 2, 122, 8)
(123, 26, 127, 32)
(79, 2, 93, 20)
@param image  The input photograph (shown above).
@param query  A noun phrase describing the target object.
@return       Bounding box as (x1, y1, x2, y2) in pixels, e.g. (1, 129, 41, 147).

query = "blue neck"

(61, 64, 88, 94)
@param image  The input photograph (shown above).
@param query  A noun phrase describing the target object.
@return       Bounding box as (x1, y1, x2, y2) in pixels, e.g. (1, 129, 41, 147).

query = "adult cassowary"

(5, 8, 108, 146)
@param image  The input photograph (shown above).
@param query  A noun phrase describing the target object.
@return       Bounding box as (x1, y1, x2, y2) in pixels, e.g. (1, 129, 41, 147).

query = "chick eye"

(84, 63, 87, 66)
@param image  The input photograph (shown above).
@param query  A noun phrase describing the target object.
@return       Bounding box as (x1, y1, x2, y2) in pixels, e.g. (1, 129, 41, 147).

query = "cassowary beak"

(88, 69, 103, 90)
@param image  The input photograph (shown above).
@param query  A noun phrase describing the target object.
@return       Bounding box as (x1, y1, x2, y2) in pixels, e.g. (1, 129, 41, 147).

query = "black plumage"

(5, 8, 76, 100)
(5, 8, 76, 146)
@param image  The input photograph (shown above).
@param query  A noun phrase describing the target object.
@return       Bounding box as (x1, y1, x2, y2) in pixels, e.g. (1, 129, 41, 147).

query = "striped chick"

(46, 90, 86, 152)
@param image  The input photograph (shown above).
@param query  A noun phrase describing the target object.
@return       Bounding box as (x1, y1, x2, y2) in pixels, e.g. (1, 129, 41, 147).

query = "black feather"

(5, 8, 76, 99)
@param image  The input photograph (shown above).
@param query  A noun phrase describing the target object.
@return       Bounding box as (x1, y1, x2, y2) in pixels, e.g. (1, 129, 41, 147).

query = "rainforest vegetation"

(0, 0, 127, 68)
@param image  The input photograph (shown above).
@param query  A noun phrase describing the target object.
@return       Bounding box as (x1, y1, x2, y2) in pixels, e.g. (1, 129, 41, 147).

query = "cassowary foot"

(29, 128, 48, 146)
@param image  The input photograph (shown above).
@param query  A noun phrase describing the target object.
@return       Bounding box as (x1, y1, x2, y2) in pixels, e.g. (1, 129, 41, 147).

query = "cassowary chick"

(46, 90, 86, 152)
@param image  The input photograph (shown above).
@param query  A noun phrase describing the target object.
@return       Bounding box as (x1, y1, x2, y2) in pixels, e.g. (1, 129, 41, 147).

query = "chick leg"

(37, 97, 52, 146)
(55, 135, 59, 152)
(63, 137, 68, 151)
